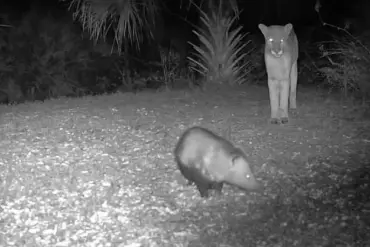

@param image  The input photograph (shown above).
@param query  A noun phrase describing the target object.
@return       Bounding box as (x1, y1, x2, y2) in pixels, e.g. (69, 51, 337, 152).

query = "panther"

(258, 23, 299, 124)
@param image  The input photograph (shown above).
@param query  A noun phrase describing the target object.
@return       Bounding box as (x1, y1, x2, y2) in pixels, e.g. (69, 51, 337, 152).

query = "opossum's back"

(174, 127, 234, 165)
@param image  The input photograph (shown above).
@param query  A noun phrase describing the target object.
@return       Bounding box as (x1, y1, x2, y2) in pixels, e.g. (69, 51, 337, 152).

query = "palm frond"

(188, 2, 251, 85)
(68, 0, 158, 51)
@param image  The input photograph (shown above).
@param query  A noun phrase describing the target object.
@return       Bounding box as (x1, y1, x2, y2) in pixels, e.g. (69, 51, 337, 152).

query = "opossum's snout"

(229, 156, 262, 191)
(244, 174, 263, 191)
(241, 174, 262, 191)
(226, 170, 262, 192)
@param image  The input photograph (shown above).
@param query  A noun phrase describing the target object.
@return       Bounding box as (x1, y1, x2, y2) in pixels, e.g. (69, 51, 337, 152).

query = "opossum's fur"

(174, 126, 260, 198)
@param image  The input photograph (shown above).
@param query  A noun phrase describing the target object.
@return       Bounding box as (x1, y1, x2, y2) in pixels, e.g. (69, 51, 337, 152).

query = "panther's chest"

(264, 52, 292, 80)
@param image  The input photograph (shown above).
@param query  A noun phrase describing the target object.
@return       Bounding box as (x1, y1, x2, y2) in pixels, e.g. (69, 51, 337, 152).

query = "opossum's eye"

(245, 174, 251, 179)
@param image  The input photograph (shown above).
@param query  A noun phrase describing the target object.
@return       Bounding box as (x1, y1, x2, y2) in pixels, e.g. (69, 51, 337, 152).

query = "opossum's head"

(225, 154, 262, 191)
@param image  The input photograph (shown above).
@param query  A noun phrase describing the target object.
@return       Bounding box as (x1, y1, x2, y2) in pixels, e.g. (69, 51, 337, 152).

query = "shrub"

(158, 45, 181, 90)
(317, 32, 370, 104)
(315, 0, 370, 105)
(0, 10, 90, 102)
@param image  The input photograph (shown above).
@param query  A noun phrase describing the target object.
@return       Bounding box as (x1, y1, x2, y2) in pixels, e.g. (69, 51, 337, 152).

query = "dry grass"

(0, 85, 369, 246)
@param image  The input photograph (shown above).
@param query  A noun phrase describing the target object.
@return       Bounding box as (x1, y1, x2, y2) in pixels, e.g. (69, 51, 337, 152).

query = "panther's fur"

(258, 23, 299, 124)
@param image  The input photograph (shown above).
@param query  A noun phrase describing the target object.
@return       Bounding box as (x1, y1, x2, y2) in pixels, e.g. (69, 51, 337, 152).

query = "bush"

(317, 32, 370, 104)
(0, 9, 91, 102)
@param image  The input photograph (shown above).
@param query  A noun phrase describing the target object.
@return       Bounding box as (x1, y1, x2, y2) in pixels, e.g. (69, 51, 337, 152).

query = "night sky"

(0, 0, 367, 33)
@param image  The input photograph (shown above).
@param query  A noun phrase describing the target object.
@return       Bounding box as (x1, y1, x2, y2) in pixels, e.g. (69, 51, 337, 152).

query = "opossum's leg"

(195, 183, 210, 198)
(178, 165, 196, 186)
(186, 180, 194, 186)
(212, 182, 223, 195)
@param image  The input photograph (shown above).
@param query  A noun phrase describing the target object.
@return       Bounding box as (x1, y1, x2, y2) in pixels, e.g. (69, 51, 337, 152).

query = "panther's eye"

(280, 39, 284, 43)
(268, 38, 273, 43)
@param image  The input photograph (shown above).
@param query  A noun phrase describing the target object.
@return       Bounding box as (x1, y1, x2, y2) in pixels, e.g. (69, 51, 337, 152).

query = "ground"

(0, 84, 369, 247)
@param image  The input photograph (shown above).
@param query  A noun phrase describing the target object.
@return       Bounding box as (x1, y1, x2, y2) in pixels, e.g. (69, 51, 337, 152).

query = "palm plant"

(67, 0, 159, 50)
(188, 1, 250, 88)
(64, 0, 159, 90)
(62, 0, 243, 90)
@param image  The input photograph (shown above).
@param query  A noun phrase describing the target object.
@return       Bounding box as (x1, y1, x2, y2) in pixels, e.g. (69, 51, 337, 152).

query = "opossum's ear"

(231, 155, 242, 166)
(230, 147, 246, 165)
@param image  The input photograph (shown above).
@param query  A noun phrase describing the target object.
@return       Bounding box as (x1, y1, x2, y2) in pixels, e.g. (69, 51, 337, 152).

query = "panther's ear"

(285, 23, 293, 34)
(258, 24, 268, 37)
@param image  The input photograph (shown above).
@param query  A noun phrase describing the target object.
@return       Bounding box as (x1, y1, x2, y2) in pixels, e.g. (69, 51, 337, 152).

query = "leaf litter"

(0, 89, 369, 247)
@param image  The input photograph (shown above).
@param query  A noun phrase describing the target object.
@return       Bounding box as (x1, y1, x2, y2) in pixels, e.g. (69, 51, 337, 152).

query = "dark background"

(0, 0, 369, 103)
(1, 0, 366, 29)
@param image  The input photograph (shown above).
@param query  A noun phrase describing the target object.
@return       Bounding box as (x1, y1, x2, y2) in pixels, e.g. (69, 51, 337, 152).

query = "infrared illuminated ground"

(0, 84, 369, 247)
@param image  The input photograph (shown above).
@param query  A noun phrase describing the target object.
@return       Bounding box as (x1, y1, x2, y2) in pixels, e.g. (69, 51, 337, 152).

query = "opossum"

(174, 126, 261, 198)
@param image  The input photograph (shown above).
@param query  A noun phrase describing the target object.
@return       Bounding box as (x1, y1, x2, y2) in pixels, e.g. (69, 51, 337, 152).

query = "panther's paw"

(281, 117, 289, 124)
(270, 118, 280, 125)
